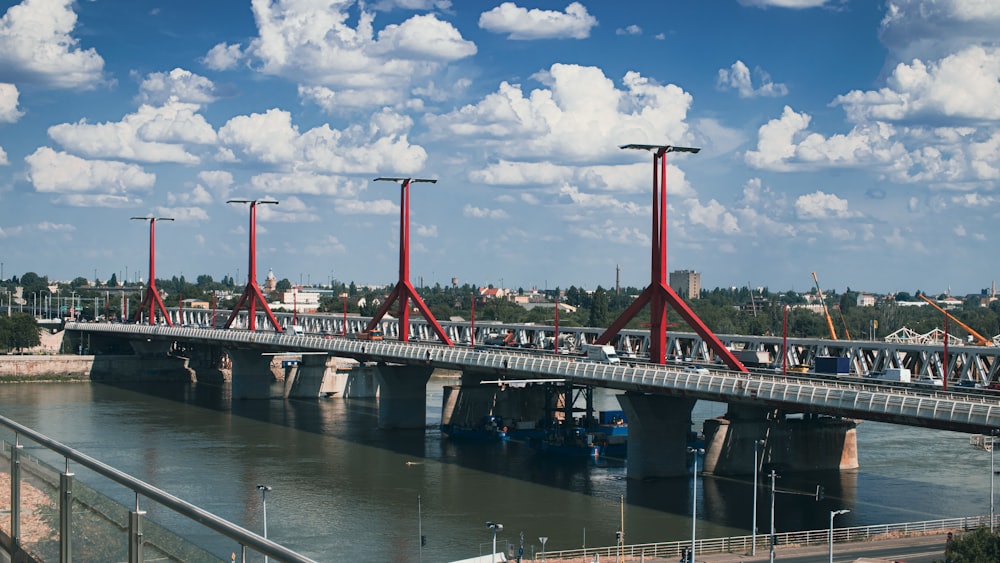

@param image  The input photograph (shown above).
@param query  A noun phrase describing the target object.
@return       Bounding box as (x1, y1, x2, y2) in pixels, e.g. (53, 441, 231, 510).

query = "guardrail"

(66, 323, 1000, 433)
(540, 514, 991, 561)
(0, 414, 315, 563)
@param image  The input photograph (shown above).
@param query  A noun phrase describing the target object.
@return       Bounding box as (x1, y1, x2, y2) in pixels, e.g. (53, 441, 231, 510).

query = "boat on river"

(441, 415, 510, 442)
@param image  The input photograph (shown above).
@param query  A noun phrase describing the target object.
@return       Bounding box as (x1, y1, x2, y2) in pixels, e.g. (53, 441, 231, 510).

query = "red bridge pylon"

(595, 144, 746, 371)
(366, 177, 454, 345)
(224, 198, 283, 333)
(130, 216, 174, 326)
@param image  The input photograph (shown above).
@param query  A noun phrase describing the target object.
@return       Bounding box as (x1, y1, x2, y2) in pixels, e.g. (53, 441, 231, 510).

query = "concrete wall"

(0, 355, 195, 382)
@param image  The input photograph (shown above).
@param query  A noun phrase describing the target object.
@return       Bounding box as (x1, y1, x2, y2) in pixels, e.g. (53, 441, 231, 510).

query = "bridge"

(66, 320, 1000, 480)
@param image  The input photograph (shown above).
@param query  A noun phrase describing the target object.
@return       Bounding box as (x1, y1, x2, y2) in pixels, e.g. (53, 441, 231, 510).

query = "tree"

(70, 277, 89, 289)
(588, 286, 609, 328)
(19, 272, 48, 296)
(942, 527, 1000, 562)
(276, 278, 292, 292)
(107, 273, 118, 288)
(0, 313, 41, 352)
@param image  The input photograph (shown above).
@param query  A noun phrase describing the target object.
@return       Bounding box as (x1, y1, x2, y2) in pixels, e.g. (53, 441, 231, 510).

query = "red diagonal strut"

(365, 177, 454, 345)
(130, 216, 174, 326)
(595, 144, 747, 372)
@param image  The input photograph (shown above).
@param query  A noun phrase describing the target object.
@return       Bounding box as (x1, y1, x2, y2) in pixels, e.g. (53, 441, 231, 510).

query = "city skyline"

(1, 1, 998, 296)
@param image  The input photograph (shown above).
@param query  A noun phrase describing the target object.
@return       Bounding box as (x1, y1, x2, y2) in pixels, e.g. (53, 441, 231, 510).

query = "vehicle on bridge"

(581, 344, 620, 364)
(354, 329, 384, 341)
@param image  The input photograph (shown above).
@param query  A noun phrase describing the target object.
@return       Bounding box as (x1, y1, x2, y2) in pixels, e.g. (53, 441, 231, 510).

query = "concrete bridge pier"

(374, 363, 434, 429)
(128, 339, 173, 357)
(229, 349, 280, 400)
(441, 370, 550, 430)
(617, 392, 697, 479)
(702, 404, 859, 475)
(284, 354, 338, 399)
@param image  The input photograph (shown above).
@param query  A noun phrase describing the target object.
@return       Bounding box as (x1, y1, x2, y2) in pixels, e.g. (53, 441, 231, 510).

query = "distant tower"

(265, 268, 277, 292)
(615, 264, 620, 296)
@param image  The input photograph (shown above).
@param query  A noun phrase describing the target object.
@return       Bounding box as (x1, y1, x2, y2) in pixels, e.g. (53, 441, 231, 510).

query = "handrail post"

(129, 508, 145, 563)
(10, 440, 22, 549)
(60, 470, 74, 562)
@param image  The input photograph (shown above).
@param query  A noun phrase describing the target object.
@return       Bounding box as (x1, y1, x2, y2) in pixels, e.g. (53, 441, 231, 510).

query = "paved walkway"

(645, 533, 947, 562)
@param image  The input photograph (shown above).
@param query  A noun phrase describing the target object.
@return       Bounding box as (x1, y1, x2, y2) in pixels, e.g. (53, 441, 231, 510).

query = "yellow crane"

(811, 272, 838, 340)
(917, 293, 993, 346)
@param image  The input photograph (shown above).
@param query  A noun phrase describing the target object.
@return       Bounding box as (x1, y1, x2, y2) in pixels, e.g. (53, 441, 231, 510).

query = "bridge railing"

(0, 414, 315, 563)
(539, 514, 988, 561)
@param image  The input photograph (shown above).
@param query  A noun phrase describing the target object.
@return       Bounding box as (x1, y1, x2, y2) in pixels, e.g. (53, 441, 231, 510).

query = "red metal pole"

(782, 305, 788, 375)
(223, 199, 283, 332)
(470, 294, 475, 347)
(130, 216, 174, 326)
(342, 295, 347, 335)
(554, 293, 560, 352)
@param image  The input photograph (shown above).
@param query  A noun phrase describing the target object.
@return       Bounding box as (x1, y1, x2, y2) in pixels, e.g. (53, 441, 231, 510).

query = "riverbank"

(0, 355, 94, 382)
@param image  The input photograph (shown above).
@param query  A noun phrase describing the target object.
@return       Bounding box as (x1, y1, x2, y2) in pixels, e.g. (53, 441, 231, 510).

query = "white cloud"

(138, 68, 218, 106)
(745, 105, 907, 171)
(616, 25, 641, 36)
(687, 199, 740, 234)
(415, 224, 437, 237)
(243, 1, 474, 108)
(153, 206, 210, 222)
(569, 220, 648, 244)
(426, 64, 693, 163)
(717, 61, 788, 98)
(0, 83, 23, 122)
(25, 147, 155, 198)
(218, 108, 426, 173)
(737, 0, 834, 7)
(48, 100, 217, 164)
(794, 191, 857, 219)
(166, 185, 213, 206)
(557, 185, 643, 215)
(335, 198, 398, 215)
(479, 2, 597, 40)
(835, 46, 1000, 122)
(880, 0, 1000, 61)
(256, 196, 320, 223)
(203, 42, 243, 71)
(0, 146, 7, 165)
(198, 170, 234, 197)
(248, 171, 366, 198)
(0, 0, 104, 88)
(463, 204, 509, 219)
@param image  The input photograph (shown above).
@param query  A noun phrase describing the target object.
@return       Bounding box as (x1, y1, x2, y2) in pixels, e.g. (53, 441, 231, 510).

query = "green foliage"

(588, 286, 609, 328)
(276, 278, 292, 291)
(941, 527, 1000, 562)
(0, 313, 41, 352)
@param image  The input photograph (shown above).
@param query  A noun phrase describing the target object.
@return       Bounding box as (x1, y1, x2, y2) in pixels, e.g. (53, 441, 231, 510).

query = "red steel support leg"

(132, 217, 173, 326)
(224, 200, 283, 332)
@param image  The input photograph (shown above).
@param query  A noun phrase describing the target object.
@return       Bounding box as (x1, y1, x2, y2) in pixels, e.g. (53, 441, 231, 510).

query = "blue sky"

(1, 0, 998, 296)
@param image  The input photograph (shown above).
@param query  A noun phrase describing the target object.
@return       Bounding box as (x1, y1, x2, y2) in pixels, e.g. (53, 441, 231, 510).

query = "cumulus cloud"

(240, 1, 475, 109)
(203, 42, 243, 71)
(737, 0, 834, 7)
(137, 68, 218, 106)
(687, 198, 740, 234)
(48, 100, 216, 164)
(880, 0, 1000, 61)
(463, 204, 509, 219)
(0, 0, 104, 88)
(426, 63, 694, 163)
(0, 83, 23, 122)
(717, 61, 788, 98)
(479, 2, 597, 40)
(154, 206, 210, 222)
(0, 146, 7, 165)
(744, 105, 907, 171)
(166, 185, 213, 206)
(218, 107, 426, 174)
(25, 147, 155, 204)
(615, 25, 641, 36)
(569, 220, 648, 244)
(834, 46, 1000, 122)
(248, 171, 366, 198)
(335, 198, 398, 215)
(794, 191, 857, 219)
(255, 196, 320, 223)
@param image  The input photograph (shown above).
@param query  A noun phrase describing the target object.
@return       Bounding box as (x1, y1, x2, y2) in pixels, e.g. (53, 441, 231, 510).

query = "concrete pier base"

(374, 364, 433, 429)
(703, 405, 859, 475)
(617, 392, 696, 479)
(284, 354, 340, 399)
(229, 349, 279, 400)
(442, 370, 550, 430)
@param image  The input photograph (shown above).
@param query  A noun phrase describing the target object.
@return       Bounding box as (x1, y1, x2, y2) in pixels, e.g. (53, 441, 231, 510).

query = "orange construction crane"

(811, 272, 838, 340)
(917, 294, 993, 346)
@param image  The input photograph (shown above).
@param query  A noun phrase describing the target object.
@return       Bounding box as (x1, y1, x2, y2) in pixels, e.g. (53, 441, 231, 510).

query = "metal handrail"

(541, 514, 987, 560)
(0, 414, 315, 563)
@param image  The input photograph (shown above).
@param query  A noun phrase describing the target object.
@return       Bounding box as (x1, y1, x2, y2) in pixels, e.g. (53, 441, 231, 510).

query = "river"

(0, 375, 990, 562)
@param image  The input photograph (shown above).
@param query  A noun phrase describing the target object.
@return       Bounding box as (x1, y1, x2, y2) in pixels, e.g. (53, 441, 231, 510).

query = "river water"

(0, 375, 991, 562)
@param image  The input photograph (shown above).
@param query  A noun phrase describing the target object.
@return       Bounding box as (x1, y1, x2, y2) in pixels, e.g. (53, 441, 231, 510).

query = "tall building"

(669, 270, 700, 300)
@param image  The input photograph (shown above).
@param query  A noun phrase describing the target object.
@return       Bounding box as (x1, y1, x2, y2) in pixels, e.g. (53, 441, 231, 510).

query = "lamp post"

(828, 509, 850, 563)
(752, 439, 765, 556)
(769, 470, 777, 563)
(257, 484, 272, 563)
(991, 429, 997, 532)
(688, 446, 705, 563)
(486, 521, 503, 563)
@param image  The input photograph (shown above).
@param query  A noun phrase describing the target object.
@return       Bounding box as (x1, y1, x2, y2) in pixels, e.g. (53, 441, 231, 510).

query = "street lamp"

(752, 439, 765, 556)
(485, 521, 503, 563)
(769, 470, 777, 563)
(991, 429, 997, 532)
(829, 509, 850, 563)
(257, 484, 272, 563)
(688, 446, 705, 563)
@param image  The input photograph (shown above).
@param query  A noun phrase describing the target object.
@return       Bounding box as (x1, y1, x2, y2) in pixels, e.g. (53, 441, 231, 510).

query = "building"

(669, 270, 700, 300)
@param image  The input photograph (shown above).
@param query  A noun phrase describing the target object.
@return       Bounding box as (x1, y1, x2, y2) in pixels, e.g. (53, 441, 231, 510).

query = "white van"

(581, 344, 621, 364)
